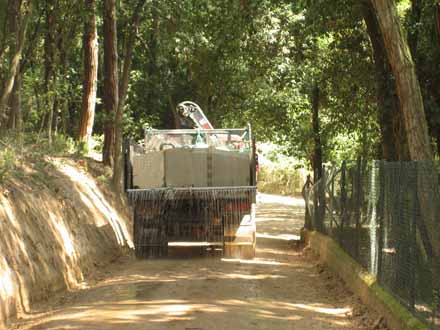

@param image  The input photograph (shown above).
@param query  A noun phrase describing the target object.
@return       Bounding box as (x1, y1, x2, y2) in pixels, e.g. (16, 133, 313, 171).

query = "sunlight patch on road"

(224, 273, 286, 280)
(257, 232, 300, 241)
(257, 193, 305, 206)
(256, 216, 298, 222)
(258, 313, 303, 321)
(256, 247, 300, 256)
(28, 300, 227, 325)
(217, 299, 248, 306)
(280, 302, 351, 316)
(221, 258, 290, 266)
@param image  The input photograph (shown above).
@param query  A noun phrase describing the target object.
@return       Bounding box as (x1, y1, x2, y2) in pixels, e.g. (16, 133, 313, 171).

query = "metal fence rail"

(305, 160, 440, 328)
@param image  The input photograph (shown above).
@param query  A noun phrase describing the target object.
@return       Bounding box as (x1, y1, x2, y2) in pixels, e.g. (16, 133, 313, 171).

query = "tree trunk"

(436, 127, 440, 157)
(371, 0, 440, 302)
(148, 0, 159, 78)
(44, 0, 56, 144)
(6, 0, 21, 131)
(168, 94, 181, 128)
(56, 27, 69, 136)
(112, 0, 146, 191)
(407, 0, 422, 59)
(363, 2, 409, 161)
(0, 0, 30, 126)
(371, 0, 432, 160)
(311, 83, 323, 183)
(436, 3, 440, 44)
(78, 0, 98, 145)
(145, 0, 159, 124)
(7, 73, 21, 130)
(102, 0, 119, 166)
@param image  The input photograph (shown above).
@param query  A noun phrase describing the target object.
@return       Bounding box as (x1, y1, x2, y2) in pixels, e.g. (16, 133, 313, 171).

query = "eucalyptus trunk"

(363, 2, 409, 160)
(44, 0, 56, 144)
(0, 0, 30, 127)
(311, 83, 322, 183)
(112, 0, 146, 191)
(78, 0, 98, 145)
(371, 0, 440, 301)
(102, 0, 119, 166)
(371, 0, 431, 160)
(6, 0, 22, 130)
(436, 3, 440, 46)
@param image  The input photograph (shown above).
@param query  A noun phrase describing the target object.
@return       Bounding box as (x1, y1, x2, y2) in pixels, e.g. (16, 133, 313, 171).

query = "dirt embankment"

(0, 158, 133, 328)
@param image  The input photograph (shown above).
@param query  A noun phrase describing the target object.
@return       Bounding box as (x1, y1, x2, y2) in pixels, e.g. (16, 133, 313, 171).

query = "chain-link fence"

(305, 160, 440, 328)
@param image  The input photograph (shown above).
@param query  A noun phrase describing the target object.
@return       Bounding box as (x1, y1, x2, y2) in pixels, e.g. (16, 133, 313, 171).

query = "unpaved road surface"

(10, 193, 385, 330)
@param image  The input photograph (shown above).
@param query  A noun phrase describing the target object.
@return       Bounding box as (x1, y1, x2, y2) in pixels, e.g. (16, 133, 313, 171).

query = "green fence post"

(318, 165, 326, 233)
(377, 160, 385, 284)
(340, 161, 347, 243)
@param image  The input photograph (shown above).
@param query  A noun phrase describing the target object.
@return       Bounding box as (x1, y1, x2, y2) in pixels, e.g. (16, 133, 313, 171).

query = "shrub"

(0, 148, 16, 183)
(257, 163, 308, 196)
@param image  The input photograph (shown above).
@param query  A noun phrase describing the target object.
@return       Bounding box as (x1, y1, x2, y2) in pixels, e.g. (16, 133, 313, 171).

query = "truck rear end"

(124, 127, 257, 258)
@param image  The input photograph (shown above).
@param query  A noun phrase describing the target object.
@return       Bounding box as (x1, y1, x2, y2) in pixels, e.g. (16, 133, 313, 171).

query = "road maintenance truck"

(124, 102, 257, 258)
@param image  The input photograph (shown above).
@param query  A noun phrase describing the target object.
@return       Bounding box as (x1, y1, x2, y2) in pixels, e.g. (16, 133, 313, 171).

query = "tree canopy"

(1, 0, 439, 180)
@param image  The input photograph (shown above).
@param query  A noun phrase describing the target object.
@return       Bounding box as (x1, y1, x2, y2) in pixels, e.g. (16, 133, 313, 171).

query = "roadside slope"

(0, 157, 133, 328)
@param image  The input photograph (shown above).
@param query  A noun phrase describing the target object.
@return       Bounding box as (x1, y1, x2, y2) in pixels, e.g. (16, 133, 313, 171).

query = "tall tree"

(0, 0, 30, 127)
(102, 0, 118, 166)
(311, 83, 323, 182)
(371, 0, 440, 301)
(112, 0, 146, 191)
(407, 0, 423, 59)
(6, 0, 22, 130)
(362, 2, 408, 160)
(436, 3, 440, 46)
(78, 0, 98, 145)
(371, 0, 432, 160)
(44, 0, 56, 144)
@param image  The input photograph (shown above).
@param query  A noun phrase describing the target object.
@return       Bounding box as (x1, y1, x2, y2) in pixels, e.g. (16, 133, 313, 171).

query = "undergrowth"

(257, 164, 307, 196)
(0, 148, 15, 183)
(0, 132, 103, 184)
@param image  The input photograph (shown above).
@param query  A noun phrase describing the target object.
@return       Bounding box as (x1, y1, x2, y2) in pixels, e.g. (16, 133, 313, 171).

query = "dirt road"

(10, 193, 384, 330)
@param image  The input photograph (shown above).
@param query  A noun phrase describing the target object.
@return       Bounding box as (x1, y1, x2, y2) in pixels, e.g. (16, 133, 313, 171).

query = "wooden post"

(318, 165, 326, 233)
(340, 161, 347, 243)
(354, 157, 362, 259)
(408, 164, 417, 311)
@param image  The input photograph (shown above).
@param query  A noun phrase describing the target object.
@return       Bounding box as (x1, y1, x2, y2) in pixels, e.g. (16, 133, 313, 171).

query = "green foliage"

(257, 143, 308, 195)
(75, 140, 89, 157)
(0, 148, 16, 183)
(90, 134, 104, 153)
(50, 135, 77, 155)
(1, 0, 439, 165)
(258, 164, 306, 196)
(96, 174, 109, 184)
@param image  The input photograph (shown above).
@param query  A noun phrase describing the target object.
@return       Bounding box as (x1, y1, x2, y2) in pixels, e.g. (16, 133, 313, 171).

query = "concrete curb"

(302, 230, 428, 330)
